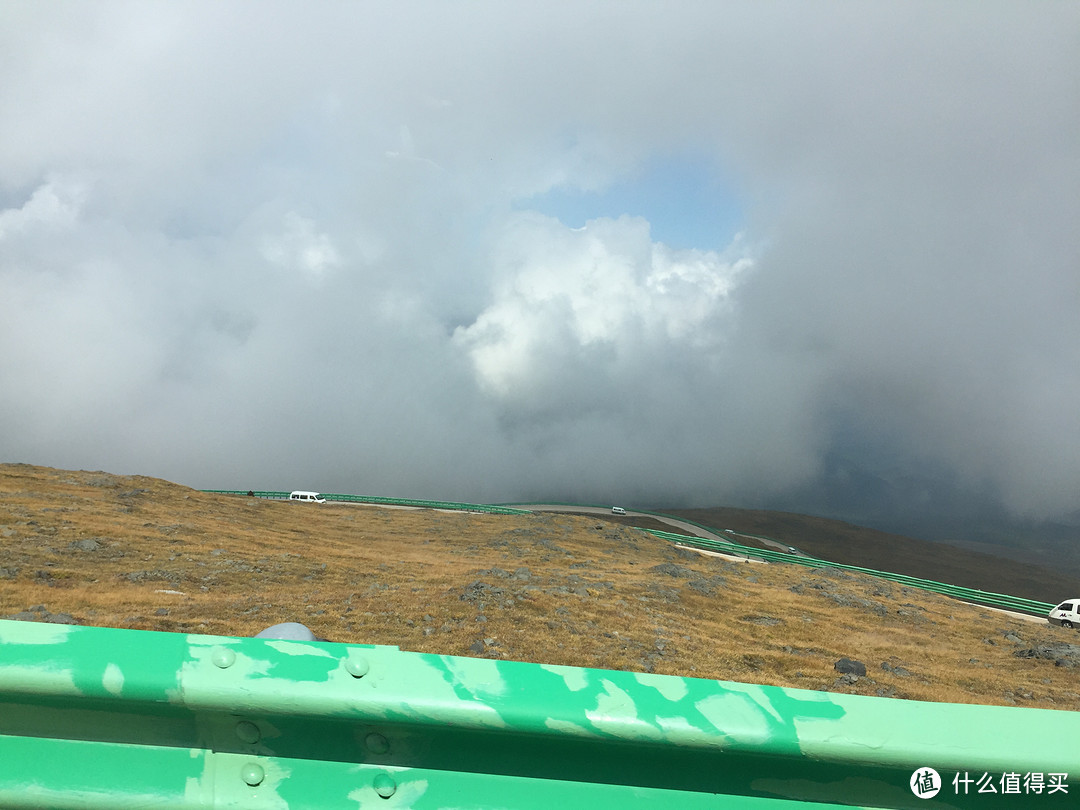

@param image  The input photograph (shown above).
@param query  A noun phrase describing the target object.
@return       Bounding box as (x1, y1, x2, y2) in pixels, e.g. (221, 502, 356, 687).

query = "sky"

(2, 1, 1079, 545)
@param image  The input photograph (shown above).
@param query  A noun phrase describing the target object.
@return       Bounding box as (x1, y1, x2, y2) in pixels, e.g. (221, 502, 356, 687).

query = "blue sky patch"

(517, 154, 744, 251)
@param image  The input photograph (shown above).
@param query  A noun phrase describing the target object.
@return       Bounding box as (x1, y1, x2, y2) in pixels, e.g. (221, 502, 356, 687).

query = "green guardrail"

(649, 529, 1056, 617)
(203, 491, 532, 516)
(502, 503, 814, 557)
(204, 494, 1051, 616)
(0, 619, 1075, 808)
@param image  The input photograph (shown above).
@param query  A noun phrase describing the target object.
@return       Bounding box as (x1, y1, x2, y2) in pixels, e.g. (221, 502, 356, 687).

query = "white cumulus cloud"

(455, 213, 751, 403)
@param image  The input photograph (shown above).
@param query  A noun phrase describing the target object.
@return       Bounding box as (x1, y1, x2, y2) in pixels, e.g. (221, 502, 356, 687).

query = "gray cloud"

(2, 2, 1078, 542)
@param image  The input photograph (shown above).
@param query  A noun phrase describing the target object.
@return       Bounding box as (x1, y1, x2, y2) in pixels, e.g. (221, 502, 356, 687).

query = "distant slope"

(660, 506, 1079, 604)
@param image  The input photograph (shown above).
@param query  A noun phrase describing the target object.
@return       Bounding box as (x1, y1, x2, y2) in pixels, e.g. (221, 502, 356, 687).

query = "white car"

(289, 491, 326, 504)
(1048, 599, 1080, 629)
(611, 506, 626, 515)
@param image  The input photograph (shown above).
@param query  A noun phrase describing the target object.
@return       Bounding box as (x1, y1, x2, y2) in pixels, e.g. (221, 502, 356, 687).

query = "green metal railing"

(204, 490, 531, 515)
(649, 529, 1056, 616)
(0, 619, 1074, 808)
(503, 503, 1053, 616)
(204, 492, 1053, 616)
(502, 502, 814, 555)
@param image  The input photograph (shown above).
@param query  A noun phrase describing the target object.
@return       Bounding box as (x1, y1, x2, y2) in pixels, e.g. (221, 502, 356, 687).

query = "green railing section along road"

(497, 501, 1055, 617)
(206, 491, 1055, 616)
(647, 528, 1057, 617)
(203, 490, 531, 515)
(1, 619, 1075, 809)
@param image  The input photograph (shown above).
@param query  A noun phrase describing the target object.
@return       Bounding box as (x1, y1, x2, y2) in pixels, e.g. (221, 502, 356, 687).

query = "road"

(503, 504, 778, 562)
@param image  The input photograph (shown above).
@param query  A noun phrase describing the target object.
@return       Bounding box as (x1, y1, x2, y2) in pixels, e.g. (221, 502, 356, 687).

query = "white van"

(611, 506, 627, 515)
(1048, 599, 1080, 629)
(289, 491, 326, 504)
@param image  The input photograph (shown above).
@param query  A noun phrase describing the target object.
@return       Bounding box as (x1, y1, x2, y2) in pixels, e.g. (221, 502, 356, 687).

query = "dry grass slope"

(2, 463, 1079, 711)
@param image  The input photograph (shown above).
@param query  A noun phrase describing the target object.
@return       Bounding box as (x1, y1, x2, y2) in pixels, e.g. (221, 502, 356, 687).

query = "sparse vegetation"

(2, 463, 1079, 711)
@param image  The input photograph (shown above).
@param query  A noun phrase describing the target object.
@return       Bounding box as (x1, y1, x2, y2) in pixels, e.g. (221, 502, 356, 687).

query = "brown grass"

(2, 463, 1079, 711)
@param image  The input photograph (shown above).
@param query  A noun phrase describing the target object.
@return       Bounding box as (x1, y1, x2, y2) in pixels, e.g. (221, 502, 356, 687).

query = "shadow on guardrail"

(1, 619, 1075, 808)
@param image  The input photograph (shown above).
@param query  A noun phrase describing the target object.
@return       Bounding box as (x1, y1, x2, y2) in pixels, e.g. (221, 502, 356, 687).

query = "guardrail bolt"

(241, 763, 265, 787)
(365, 732, 390, 754)
(346, 656, 370, 678)
(373, 773, 396, 798)
(236, 721, 261, 744)
(212, 648, 237, 669)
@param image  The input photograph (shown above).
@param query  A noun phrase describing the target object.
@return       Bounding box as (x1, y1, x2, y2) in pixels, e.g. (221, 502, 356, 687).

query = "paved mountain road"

(503, 504, 784, 562)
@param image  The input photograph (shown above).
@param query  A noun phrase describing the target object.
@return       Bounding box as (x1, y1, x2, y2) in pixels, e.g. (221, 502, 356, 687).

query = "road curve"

(505, 504, 792, 555)
(505, 505, 730, 540)
(514, 504, 796, 545)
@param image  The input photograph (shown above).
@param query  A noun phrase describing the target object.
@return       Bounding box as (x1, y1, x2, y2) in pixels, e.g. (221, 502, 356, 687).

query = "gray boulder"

(834, 658, 867, 677)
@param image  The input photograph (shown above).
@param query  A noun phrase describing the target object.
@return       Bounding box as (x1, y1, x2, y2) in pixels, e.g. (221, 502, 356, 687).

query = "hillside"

(661, 506, 1080, 604)
(2, 463, 1079, 712)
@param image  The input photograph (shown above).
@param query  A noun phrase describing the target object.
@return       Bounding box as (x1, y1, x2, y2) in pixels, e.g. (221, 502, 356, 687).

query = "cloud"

(1, 1, 1079, 544)
(0, 176, 84, 238)
(260, 212, 341, 282)
(454, 213, 749, 404)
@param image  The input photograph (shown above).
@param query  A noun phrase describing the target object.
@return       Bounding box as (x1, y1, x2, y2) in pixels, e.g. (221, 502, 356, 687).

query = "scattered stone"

(1014, 643, 1080, 668)
(2, 605, 78, 625)
(671, 546, 699, 560)
(812, 567, 854, 581)
(822, 591, 888, 616)
(834, 658, 867, 677)
(881, 661, 912, 677)
(644, 584, 680, 602)
(460, 580, 505, 606)
(648, 563, 695, 578)
(1003, 631, 1023, 643)
(741, 615, 783, 626)
(468, 639, 485, 655)
(124, 569, 181, 584)
(687, 579, 716, 596)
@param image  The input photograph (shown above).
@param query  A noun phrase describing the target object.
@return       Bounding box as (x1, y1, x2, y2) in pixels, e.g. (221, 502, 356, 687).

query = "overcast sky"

(2, 2, 1078, 537)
